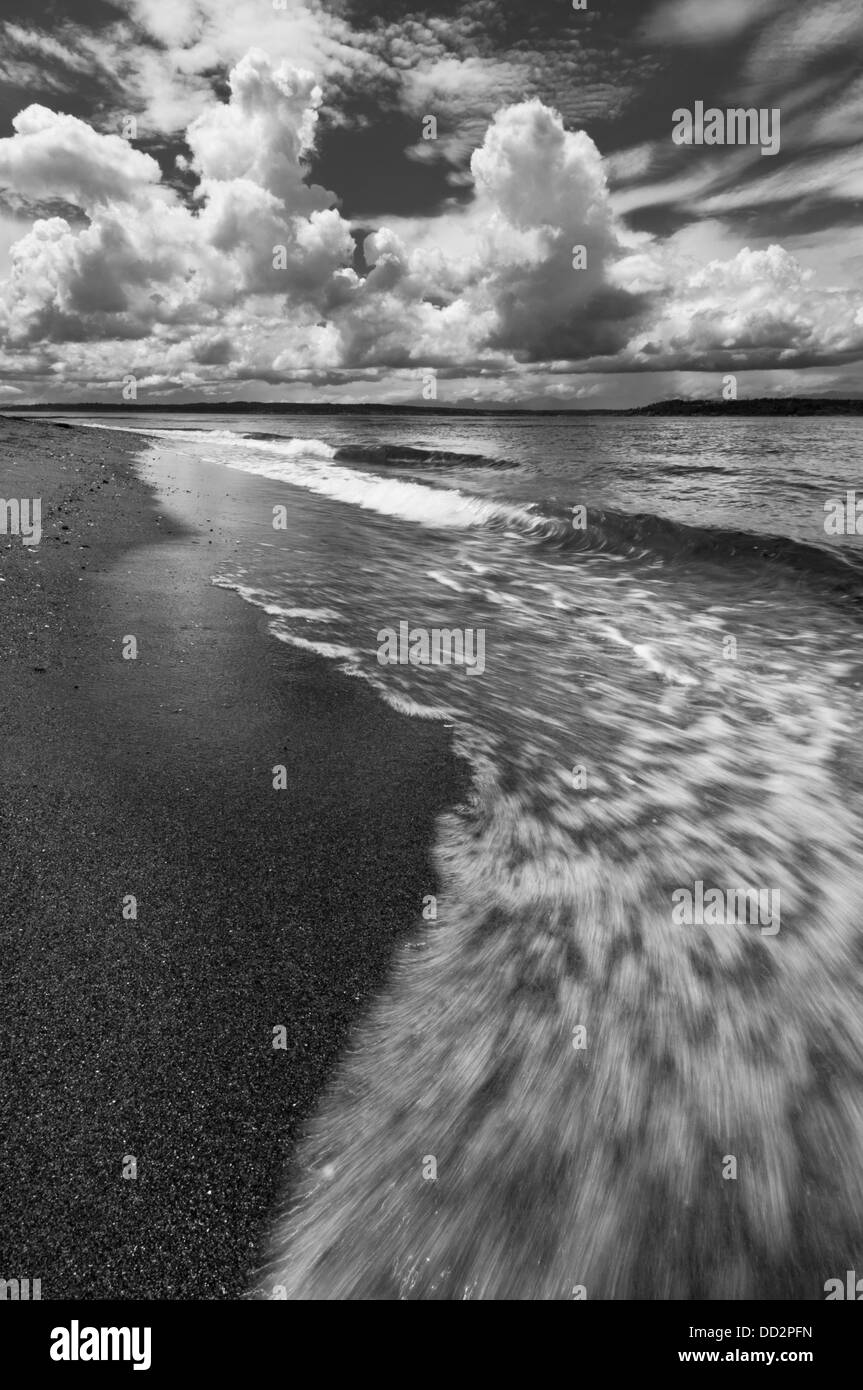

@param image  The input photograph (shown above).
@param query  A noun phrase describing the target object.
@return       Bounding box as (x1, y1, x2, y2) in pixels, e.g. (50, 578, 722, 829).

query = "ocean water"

(44, 410, 863, 1297)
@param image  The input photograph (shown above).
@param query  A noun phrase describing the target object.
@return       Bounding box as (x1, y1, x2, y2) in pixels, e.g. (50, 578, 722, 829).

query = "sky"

(0, 0, 862, 408)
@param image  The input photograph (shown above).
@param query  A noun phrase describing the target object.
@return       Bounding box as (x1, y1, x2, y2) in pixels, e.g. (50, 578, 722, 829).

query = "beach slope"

(0, 416, 466, 1298)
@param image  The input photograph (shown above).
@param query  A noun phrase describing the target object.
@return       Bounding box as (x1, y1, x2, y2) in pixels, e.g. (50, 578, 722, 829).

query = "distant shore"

(0, 416, 467, 1297)
(3, 396, 863, 418)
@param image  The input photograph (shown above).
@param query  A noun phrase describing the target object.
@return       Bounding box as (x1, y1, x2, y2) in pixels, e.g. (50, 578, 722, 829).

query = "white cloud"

(114, 0, 374, 132)
(186, 51, 327, 202)
(0, 53, 355, 355)
(643, 0, 783, 45)
(0, 107, 163, 211)
(0, 43, 861, 395)
(337, 101, 644, 366)
(616, 244, 863, 371)
(745, 0, 863, 87)
(692, 146, 863, 213)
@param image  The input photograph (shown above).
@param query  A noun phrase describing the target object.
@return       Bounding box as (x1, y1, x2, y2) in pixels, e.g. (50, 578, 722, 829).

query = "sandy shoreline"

(0, 416, 468, 1298)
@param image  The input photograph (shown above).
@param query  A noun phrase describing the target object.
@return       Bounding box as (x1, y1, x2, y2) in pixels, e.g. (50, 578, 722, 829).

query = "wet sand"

(0, 415, 467, 1298)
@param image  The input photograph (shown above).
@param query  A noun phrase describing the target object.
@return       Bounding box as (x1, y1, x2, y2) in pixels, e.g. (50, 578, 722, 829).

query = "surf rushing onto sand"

(87, 414, 863, 1297)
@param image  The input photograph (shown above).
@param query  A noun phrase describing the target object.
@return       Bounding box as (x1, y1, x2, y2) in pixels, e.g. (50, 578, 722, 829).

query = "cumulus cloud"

(614, 243, 863, 371)
(0, 52, 357, 354)
(0, 106, 163, 211)
(0, 71, 651, 375)
(112, 0, 376, 133)
(463, 101, 644, 360)
(185, 52, 329, 207)
(0, 40, 861, 396)
(334, 101, 647, 366)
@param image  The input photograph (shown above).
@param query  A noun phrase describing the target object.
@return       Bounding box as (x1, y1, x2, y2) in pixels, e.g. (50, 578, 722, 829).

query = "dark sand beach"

(0, 416, 467, 1298)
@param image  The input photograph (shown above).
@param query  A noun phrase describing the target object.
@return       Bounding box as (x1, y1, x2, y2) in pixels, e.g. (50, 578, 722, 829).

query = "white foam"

(75, 420, 542, 537)
(227, 454, 530, 531)
(263, 604, 340, 622)
(76, 421, 338, 458)
(211, 576, 340, 624)
(269, 629, 359, 663)
(599, 623, 700, 687)
(426, 569, 466, 592)
(133, 429, 536, 533)
(168, 429, 338, 461)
